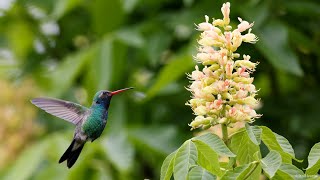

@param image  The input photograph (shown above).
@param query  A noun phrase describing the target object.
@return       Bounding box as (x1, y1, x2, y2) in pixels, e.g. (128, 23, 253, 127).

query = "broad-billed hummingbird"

(31, 87, 133, 168)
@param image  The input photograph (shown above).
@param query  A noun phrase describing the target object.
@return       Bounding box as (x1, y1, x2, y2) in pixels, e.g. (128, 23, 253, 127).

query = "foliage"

(0, 0, 319, 179)
(161, 126, 320, 179)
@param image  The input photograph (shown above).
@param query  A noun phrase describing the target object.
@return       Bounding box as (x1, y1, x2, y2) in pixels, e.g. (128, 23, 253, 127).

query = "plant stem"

(221, 123, 228, 144)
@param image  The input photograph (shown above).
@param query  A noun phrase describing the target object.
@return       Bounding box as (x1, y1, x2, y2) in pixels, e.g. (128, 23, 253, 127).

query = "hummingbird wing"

(31, 98, 89, 125)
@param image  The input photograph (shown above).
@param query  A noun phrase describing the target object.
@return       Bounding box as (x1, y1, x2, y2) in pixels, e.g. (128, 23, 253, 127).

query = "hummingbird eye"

(96, 100, 100, 104)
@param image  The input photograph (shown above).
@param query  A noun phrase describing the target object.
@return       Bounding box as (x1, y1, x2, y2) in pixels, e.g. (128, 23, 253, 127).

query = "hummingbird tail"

(59, 139, 85, 168)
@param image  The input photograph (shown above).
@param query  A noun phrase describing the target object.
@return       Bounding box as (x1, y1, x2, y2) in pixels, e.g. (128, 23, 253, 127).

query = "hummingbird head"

(92, 87, 133, 108)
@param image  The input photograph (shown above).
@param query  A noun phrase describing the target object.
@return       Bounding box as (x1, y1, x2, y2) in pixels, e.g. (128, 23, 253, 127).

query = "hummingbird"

(31, 87, 133, 168)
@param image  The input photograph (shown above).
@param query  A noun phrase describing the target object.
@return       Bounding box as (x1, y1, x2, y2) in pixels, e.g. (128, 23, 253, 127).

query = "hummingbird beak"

(111, 87, 134, 96)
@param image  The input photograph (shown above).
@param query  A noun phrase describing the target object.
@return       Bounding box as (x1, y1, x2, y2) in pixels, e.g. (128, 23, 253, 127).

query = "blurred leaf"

(91, 160, 113, 180)
(85, 37, 113, 95)
(4, 142, 48, 180)
(145, 31, 172, 66)
(273, 163, 304, 179)
(91, 0, 125, 35)
(285, 1, 320, 17)
(7, 22, 34, 59)
(160, 150, 176, 180)
(260, 150, 281, 178)
(188, 166, 216, 180)
(101, 133, 134, 173)
(192, 133, 235, 157)
(33, 164, 68, 180)
(306, 142, 320, 175)
(245, 124, 261, 145)
(173, 140, 197, 180)
(122, 0, 140, 13)
(49, 45, 96, 96)
(260, 126, 300, 163)
(192, 140, 222, 176)
(256, 20, 303, 76)
(52, 0, 81, 18)
(146, 54, 194, 100)
(288, 26, 320, 57)
(115, 29, 145, 48)
(129, 126, 178, 154)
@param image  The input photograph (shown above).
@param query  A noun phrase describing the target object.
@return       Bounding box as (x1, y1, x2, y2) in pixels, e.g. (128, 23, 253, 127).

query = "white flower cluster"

(187, 2, 261, 130)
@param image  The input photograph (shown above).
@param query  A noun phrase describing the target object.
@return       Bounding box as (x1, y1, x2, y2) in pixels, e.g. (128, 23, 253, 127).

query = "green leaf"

(160, 151, 177, 180)
(192, 140, 222, 176)
(129, 126, 178, 154)
(230, 129, 260, 164)
(256, 20, 303, 76)
(274, 133, 295, 158)
(221, 162, 260, 180)
(273, 163, 304, 180)
(188, 166, 217, 180)
(48, 44, 96, 96)
(173, 140, 198, 180)
(115, 29, 145, 48)
(245, 124, 261, 145)
(145, 54, 195, 100)
(101, 133, 134, 173)
(121, 0, 140, 13)
(260, 126, 299, 163)
(288, 26, 320, 57)
(229, 130, 261, 180)
(90, 0, 125, 35)
(193, 133, 235, 157)
(306, 142, 320, 175)
(261, 150, 282, 178)
(4, 142, 48, 180)
(52, 0, 81, 18)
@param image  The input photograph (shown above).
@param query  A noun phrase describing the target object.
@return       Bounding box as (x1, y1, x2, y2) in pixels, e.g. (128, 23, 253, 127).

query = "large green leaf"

(193, 133, 235, 157)
(146, 54, 194, 100)
(3, 141, 48, 180)
(260, 126, 299, 163)
(101, 133, 134, 173)
(229, 130, 261, 180)
(306, 142, 320, 175)
(221, 162, 260, 180)
(245, 124, 261, 145)
(229, 129, 260, 164)
(192, 140, 222, 176)
(160, 150, 177, 180)
(256, 20, 303, 76)
(260, 150, 282, 178)
(173, 140, 198, 180)
(273, 163, 304, 180)
(188, 166, 217, 180)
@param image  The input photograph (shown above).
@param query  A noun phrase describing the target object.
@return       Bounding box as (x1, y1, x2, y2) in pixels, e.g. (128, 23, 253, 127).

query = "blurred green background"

(0, 0, 319, 179)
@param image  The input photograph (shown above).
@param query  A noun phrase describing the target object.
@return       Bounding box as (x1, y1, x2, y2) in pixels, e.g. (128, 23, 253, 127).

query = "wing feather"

(31, 97, 89, 125)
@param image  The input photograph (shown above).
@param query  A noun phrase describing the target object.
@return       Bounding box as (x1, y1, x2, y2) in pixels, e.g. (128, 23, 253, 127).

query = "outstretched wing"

(31, 97, 89, 125)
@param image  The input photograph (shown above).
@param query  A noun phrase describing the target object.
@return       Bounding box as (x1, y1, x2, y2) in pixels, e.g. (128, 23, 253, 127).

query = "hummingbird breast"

(82, 106, 108, 141)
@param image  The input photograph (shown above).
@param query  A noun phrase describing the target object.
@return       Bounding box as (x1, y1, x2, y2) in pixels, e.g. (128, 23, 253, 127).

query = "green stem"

(221, 123, 228, 144)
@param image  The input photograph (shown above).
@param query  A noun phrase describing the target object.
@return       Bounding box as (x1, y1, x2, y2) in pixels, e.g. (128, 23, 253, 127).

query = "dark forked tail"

(59, 139, 85, 168)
